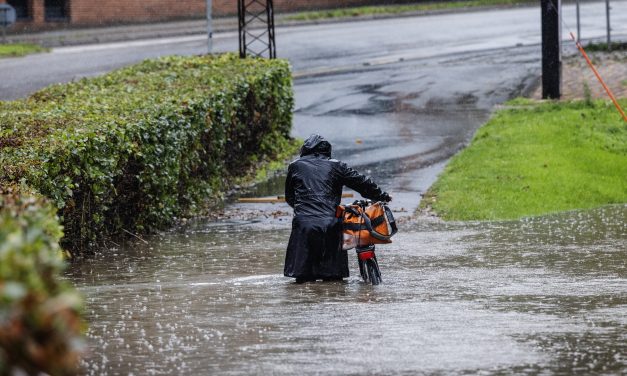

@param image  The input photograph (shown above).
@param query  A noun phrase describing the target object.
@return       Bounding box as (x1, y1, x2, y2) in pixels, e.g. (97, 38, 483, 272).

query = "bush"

(0, 53, 294, 255)
(0, 185, 84, 375)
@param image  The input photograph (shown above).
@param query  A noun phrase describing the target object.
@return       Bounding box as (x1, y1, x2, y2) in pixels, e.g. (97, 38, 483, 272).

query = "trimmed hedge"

(0, 185, 84, 375)
(0, 53, 294, 254)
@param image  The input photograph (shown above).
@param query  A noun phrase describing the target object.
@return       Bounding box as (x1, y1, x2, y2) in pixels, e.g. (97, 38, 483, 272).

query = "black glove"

(380, 192, 392, 202)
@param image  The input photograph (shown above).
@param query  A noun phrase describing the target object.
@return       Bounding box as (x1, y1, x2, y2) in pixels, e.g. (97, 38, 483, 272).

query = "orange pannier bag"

(337, 202, 398, 250)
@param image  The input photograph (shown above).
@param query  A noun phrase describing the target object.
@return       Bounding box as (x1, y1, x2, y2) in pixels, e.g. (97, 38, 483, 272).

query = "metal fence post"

(0, 7, 4, 43)
(576, 0, 581, 43)
(605, 0, 611, 49)
(266, 0, 276, 59)
(206, 0, 212, 53)
(238, 0, 246, 58)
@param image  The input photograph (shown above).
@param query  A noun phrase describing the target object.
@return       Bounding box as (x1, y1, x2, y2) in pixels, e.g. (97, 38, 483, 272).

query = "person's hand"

(381, 192, 392, 202)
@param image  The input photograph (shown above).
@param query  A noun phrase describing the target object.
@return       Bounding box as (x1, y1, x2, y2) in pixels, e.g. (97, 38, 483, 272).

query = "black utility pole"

(541, 0, 561, 99)
(238, 0, 276, 59)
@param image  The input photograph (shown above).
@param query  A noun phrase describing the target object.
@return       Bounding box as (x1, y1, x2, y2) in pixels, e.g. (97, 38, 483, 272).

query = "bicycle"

(339, 199, 397, 285)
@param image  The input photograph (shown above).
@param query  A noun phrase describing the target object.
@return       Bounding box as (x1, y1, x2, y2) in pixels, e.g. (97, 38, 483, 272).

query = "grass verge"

(583, 41, 627, 52)
(284, 0, 534, 21)
(0, 43, 48, 58)
(421, 98, 627, 221)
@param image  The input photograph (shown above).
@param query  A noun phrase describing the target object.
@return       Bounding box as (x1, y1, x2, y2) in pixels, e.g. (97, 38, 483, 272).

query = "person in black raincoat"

(284, 134, 391, 283)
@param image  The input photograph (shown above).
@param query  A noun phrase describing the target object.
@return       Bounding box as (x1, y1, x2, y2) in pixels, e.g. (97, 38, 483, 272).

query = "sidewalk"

(4, 18, 236, 47)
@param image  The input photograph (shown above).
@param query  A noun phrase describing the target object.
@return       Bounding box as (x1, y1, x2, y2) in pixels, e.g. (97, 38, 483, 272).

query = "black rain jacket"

(284, 135, 389, 279)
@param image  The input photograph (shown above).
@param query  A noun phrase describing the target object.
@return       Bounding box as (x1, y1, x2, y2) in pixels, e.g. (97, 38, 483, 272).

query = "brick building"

(0, 0, 415, 32)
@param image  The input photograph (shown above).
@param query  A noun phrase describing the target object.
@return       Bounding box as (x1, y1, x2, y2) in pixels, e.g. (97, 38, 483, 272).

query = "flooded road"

(68, 205, 626, 375)
(62, 37, 627, 376)
(63, 22, 627, 376)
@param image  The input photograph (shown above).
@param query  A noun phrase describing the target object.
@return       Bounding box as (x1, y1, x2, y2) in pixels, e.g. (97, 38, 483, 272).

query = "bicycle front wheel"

(366, 258, 382, 285)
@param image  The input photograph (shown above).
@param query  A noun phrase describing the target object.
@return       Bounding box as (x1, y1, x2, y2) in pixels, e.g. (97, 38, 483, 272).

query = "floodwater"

(67, 204, 627, 375)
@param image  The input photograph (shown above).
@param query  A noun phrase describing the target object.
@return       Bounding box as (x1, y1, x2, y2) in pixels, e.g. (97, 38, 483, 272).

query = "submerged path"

(65, 16, 627, 376)
(68, 205, 627, 374)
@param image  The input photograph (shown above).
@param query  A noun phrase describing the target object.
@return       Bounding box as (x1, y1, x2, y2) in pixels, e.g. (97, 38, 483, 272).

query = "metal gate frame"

(238, 0, 276, 59)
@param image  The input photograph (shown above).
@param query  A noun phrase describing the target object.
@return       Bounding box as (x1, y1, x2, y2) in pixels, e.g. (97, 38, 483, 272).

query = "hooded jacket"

(284, 134, 390, 279)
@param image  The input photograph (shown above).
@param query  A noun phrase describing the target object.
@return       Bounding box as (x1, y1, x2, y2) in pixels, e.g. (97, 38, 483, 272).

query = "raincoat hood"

(300, 134, 332, 157)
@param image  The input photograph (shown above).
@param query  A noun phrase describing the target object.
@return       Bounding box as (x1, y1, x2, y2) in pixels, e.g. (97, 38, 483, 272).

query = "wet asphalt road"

(1, 4, 626, 375)
(1, 2, 626, 101)
(289, 45, 538, 213)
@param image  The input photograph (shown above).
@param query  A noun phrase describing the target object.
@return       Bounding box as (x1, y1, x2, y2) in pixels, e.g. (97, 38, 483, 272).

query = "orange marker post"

(570, 32, 627, 122)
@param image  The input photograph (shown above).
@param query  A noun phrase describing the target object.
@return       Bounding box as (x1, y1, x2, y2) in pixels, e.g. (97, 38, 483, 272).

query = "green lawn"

(421, 98, 627, 221)
(284, 0, 534, 21)
(0, 43, 48, 58)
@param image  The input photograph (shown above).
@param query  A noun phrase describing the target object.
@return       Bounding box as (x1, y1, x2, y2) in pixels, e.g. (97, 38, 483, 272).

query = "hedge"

(0, 53, 294, 255)
(0, 185, 84, 375)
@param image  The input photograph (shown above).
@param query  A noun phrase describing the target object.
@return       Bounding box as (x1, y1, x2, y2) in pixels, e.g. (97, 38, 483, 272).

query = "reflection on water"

(238, 173, 287, 199)
(67, 205, 626, 375)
